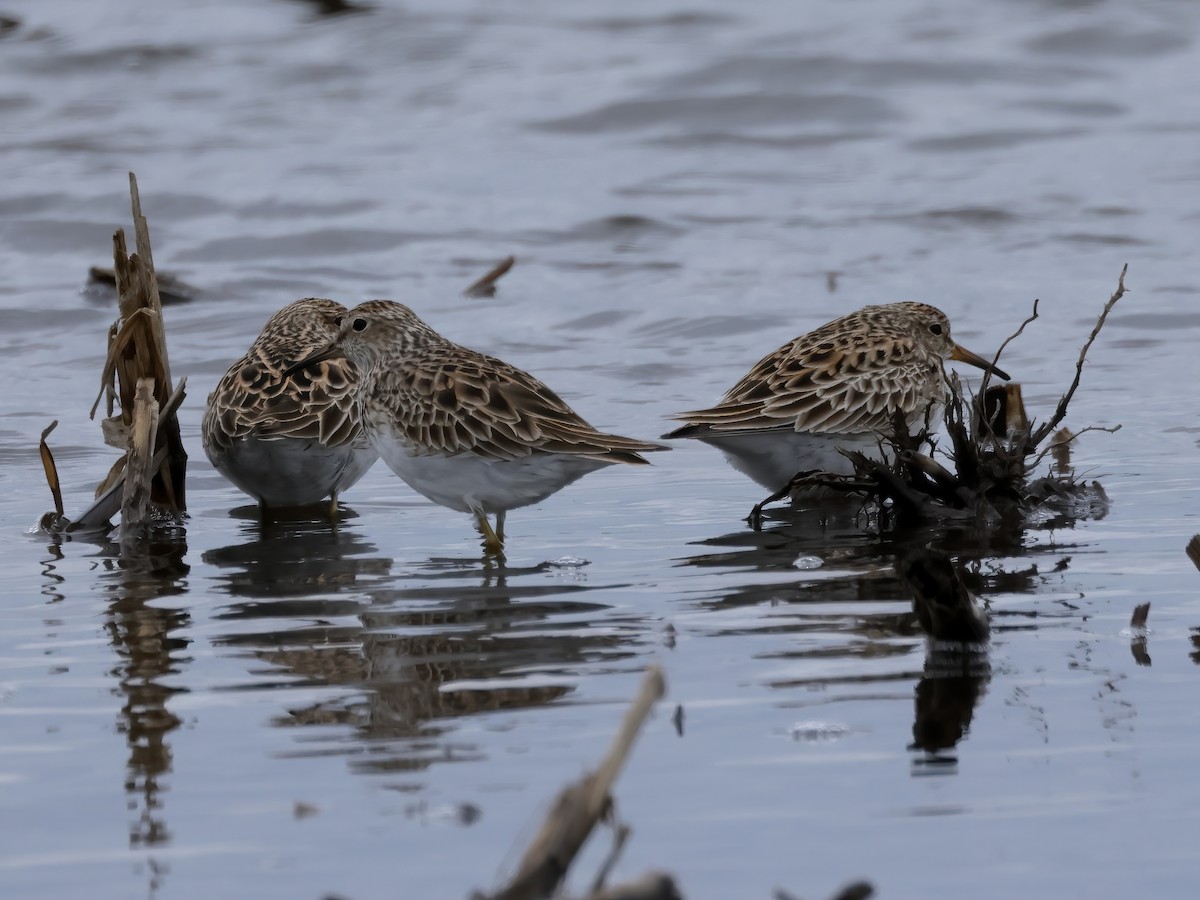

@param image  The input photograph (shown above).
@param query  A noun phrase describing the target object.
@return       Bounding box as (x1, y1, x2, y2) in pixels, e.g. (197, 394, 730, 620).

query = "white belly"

(206, 436, 378, 507)
(370, 429, 612, 515)
(696, 430, 884, 492)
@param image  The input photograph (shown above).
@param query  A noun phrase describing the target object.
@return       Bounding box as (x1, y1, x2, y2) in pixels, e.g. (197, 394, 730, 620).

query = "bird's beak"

(950, 344, 1010, 382)
(282, 341, 339, 380)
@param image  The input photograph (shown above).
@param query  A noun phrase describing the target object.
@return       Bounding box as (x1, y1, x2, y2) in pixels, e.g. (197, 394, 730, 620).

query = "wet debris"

(750, 265, 1128, 528)
(1129, 602, 1151, 667)
(39, 173, 188, 542)
(464, 255, 517, 299)
(290, 0, 373, 16)
(671, 704, 684, 737)
(472, 666, 676, 900)
(36, 421, 67, 532)
(86, 265, 199, 306)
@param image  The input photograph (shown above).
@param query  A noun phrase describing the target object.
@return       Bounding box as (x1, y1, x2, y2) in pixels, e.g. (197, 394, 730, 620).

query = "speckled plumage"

(285, 300, 667, 551)
(203, 298, 378, 510)
(665, 302, 1007, 490)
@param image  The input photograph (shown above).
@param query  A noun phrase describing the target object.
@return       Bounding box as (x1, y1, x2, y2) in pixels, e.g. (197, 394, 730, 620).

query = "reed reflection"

(91, 533, 192, 854)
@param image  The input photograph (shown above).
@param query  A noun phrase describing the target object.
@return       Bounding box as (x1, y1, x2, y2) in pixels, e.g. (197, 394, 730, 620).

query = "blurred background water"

(2, 0, 1200, 897)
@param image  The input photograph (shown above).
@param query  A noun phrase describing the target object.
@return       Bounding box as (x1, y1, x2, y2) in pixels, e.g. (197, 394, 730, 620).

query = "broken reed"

(40, 173, 188, 535)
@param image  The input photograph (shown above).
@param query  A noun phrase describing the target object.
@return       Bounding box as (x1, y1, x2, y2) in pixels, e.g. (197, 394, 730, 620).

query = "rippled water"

(3, 0, 1200, 897)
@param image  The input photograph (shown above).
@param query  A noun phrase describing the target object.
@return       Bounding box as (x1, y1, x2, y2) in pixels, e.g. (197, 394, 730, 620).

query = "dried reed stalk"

(89, 172, 188, 515)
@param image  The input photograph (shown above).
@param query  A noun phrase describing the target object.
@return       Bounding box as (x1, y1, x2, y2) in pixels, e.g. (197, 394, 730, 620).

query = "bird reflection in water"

(206, 524, 636, 778)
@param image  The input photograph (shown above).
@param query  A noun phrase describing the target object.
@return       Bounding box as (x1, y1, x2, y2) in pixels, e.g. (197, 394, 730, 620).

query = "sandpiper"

(284, 300, 667, 554)
(203, 298, 378, 516)
(664, 302, 1009, 491)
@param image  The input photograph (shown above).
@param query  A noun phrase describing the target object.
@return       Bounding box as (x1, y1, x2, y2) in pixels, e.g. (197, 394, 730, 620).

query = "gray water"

(3, 0, 1200, 897)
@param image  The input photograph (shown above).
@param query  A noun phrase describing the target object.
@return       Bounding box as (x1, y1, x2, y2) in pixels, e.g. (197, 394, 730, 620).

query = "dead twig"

(478, 666, 666, 900)
(465, 256, 516, 299)
(978, 298, 1039, 407)
(1029, 264, 1127, 447)
(1028, 424, 1121, 470)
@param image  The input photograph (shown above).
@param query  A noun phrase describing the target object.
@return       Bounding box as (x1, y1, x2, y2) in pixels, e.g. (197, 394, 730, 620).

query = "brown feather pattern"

(311, 300, 666, 465)
(669, 302, 963, 438)
(203, 298, 369, 452)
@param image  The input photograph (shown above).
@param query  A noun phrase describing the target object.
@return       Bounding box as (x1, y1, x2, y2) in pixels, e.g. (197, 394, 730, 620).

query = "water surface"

(2, 0, 1200, 897)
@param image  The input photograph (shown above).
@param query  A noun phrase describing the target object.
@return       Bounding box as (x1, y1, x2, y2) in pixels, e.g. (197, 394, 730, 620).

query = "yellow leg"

(495, 510, 506, 543)
(327, 492, 339, 524)
(474, 510, 505, 556)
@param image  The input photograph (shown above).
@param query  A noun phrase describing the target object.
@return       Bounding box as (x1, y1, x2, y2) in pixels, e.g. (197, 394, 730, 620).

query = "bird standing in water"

(285, 300, 667, 554)
(203, 298, 378, 518)
(664, 302, 1009, 491)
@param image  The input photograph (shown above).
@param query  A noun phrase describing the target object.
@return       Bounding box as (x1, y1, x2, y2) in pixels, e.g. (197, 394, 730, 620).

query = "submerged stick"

(481, 666, 667, 900)
(464, 255, 516, 298)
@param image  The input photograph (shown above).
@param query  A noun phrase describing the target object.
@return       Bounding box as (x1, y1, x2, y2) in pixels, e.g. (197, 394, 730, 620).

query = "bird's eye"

(352, 317, 368, 332)
(929, 323, 944, 336)
(332, 315, 344, 327)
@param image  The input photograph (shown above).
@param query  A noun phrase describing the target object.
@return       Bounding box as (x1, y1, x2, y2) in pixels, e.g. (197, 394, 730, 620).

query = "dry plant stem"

(39, 420, 64, 519)
(91, 172, 188, 513)
(465, 255, 516, 298)
(1029, 263, 1128, 447)
(1130, 602, 1150, 629)
(121, 378, 159, 528)
(74, 375, 187, 532)
(485, 666, 667, 900)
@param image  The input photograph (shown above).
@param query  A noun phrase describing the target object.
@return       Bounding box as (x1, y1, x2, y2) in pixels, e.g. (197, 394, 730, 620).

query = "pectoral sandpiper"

(664, 302, 1009, 491)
